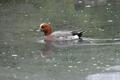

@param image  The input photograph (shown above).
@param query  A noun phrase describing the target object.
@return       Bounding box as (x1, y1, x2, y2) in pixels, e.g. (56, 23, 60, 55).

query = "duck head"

(38, 23, 53, 36)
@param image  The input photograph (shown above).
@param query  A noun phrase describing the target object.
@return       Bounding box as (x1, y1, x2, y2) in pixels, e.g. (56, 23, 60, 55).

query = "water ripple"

(36, 37, 120, 47)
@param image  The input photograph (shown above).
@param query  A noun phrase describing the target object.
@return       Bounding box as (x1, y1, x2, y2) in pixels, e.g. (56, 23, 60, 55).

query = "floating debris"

(93, 63, 97, 66)
(85, 5, 91, 8)
(107, 3, 111, 6)
(105, 65, 110, 67)
(24, 14, 28, 17)
(68, 66, 73, 68)
(107, 20, 113, 22)
(98, 28, 104, 31)
(39, 6, 42, 9)
(17, 67, 21, 70)
(78, 1, 83, 3)
(106, 8, 109, 10)
(77, 61, 82, 64)
(31, 51, 35, 53)
(67, 69, 71, 72)
(6, 66, 11, 69)
(91, 57, 95, 60)
(53, 64, 57, 67)
(12, 54, 18, 57)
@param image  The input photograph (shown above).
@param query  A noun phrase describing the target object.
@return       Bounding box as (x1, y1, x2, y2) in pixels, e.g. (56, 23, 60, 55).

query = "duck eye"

(41, 26, 45, 29)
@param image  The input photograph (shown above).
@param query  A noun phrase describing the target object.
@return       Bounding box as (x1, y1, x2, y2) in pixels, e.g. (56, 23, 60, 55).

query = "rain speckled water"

(0, 0, 120, 80)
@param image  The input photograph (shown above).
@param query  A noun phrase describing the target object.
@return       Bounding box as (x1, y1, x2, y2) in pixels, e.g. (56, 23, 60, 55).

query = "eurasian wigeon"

(37, 23, 83, 41)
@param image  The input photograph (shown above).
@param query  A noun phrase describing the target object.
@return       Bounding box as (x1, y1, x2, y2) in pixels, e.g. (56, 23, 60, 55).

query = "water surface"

(0, 0, 120, 80)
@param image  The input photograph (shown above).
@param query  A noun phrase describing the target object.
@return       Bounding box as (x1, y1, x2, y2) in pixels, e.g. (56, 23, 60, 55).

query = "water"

(0, 0, 120, 80)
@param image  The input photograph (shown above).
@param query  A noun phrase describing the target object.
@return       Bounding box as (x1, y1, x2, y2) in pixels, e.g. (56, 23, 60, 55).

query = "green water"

(0, 0, 120, 80)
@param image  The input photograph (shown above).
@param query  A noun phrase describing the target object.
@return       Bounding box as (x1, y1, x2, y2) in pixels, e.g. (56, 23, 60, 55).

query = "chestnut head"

(39, 23, 52, 36)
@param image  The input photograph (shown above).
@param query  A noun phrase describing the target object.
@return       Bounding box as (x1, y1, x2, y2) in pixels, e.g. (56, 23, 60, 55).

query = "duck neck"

(44, 32, 51, 36)
(44, 30, 52, 36)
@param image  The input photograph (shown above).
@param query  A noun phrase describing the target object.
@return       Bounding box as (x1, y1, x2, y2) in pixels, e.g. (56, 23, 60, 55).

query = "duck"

(36, 23, 83, 41)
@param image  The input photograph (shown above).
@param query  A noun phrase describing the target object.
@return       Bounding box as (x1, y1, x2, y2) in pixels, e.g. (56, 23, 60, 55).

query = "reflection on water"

(86, 65, 120, 80)
(86, 72, 120, 80)
(1, 36, 120, 80)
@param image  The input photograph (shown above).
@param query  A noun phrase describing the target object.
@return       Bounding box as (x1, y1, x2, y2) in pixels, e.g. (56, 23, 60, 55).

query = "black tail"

(72, 31, 84, 39)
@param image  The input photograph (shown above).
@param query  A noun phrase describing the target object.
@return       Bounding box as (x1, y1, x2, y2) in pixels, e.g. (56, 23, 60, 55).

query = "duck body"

(37, 23, 83, 41)
(47, 31, 83, 41)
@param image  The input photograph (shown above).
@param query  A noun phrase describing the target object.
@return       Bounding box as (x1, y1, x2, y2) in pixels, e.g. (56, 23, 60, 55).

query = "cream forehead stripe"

(40, 23, 46, 29)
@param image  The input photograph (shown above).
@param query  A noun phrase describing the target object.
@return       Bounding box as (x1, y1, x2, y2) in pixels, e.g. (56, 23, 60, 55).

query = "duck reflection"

(40, 39, 83, 58)
(40, 41, 54, 58)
